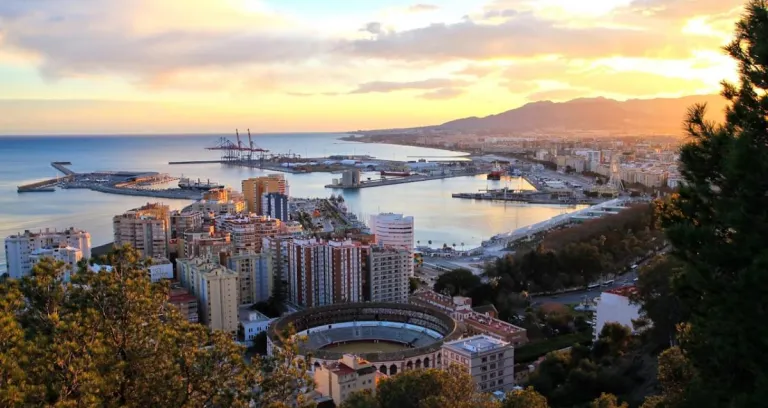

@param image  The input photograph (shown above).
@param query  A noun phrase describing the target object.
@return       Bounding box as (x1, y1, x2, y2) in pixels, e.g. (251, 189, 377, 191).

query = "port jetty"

(17, 162, 203, 200)
(325, 169, 482, 190)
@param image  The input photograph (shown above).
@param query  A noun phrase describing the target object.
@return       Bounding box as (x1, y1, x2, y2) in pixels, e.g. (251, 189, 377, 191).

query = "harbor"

(325, 169, 483, 190)
(451, 190, 602, 205)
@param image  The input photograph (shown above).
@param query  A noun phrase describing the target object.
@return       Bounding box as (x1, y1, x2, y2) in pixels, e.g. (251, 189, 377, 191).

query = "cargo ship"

(487, 163, 503, 180)
(380, 171, 411, 177)
(178, 177, 224, 191)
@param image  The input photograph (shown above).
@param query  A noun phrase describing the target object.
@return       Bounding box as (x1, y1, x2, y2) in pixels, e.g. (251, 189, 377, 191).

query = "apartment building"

(369, 213, 414, 251)
(168, 286, 199, 323)
(186, 188, 246, 218)
(368, 246, 410, 303)
(216, 214, 282, 255)
(287, 239, 365, 307)
(4, 227, 91, 279)
(314, 355, 381, 406)
(177, 258, 239, 334)
(182, 229, 232, 262)
(227, 253, 271, 305)
(442, 335, 515, 394)
(28, 246, 83, 282)
(242, 175, 289, 214)
(113, 203, 170, 258)
(262, 192, 290, 221)
(263, 235, 292, 285)
(170, 210, 203, 239)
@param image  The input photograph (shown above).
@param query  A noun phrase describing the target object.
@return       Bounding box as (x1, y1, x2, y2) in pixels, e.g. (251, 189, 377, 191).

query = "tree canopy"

(657, 1, 768, 406)
(0, 245, 311, 408)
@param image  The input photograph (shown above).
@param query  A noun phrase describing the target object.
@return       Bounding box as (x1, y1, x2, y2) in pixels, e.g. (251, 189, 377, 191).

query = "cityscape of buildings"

(4, 159, 647, 406)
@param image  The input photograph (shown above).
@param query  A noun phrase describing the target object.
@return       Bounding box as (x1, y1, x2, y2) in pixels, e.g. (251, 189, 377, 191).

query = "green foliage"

(528, 324, 640, 407)
(502, 387, 550, 408)
(0, 244, 312, 408)
(253, 327, 316, 408)
(590, 393, 629, 408)
(514, 331, 592, 365)
(340, 389, 378, 408)
(658, 2, 768, 406)
(372, 365, 499, 408)
(408, 277, 420, 294)
(631, 255, 688, 350)
(433, 269, 481, 297)
(0, 248, 257, 407)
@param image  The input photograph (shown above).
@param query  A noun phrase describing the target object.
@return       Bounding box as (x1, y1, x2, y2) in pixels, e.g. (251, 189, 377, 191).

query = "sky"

(0, 0, 744, 134)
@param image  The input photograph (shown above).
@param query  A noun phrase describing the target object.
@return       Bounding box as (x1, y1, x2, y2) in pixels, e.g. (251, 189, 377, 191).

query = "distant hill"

(436, 95, 728, 134)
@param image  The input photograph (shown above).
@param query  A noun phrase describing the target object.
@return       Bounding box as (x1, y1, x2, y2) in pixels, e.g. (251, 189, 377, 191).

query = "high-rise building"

(287, 239, 365, 307)
(314, 355, 381, 406)
(189, 188, 246, 218)
(368, 247, 410, 303)
(227, 253, 271, 305)
(441, 335, 515, 394)
(176, 258, 239, 335)
(182, 229, 232, 262)
(29, 246, 83, 282)
(170, 210, 203, 239)
(4, 227, 91, 279)
(369, 213, 415, 250)
(262, 192, 290, 221)
(242, 175, 288, 214)
(216, 214, 281, 255)
(113, 203, 170, 258)
(263, 235, 292, 287)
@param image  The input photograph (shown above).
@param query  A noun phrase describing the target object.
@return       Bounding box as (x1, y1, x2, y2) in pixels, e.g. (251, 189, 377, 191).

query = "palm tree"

(428, 240, 432, 245)
(417, 240, 421, 246)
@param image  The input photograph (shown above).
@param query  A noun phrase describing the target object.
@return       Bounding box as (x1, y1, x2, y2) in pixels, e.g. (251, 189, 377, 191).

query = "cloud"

(0, 0, 326, 82)
(408, 4, 440, 13)
(420, 88, 466, 100)
(349, 78, 469, 94)
(455, 64, 499, 78)
(343, 13, 714, 62)
(361, 22, 384, 35)
(621, 0, 743, 20)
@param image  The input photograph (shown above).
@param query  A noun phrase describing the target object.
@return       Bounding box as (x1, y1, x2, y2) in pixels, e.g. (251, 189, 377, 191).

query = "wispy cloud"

(350, 78, 469, 94)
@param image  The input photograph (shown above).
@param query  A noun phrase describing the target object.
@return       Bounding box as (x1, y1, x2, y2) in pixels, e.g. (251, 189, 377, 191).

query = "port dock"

(451, 191, 601, 205)
(17, 162, 76, 192)
(325, 171, 482, 190)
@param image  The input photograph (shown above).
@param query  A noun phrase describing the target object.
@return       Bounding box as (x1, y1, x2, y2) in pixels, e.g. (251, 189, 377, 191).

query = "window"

(498, 379, 504, 385)
(498, 352, 504, 359)
(481, 357, 487, 363)
(498, 370, 503, 376)
(481, 375, 487, 381)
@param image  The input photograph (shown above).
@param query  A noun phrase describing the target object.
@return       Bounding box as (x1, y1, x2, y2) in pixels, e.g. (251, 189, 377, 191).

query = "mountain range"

(434, 95, 728, 134)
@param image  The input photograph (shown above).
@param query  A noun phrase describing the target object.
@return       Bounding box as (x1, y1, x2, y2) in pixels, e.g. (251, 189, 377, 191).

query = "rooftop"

(465, 312, 525, 334)
(444, 335, 509, 355)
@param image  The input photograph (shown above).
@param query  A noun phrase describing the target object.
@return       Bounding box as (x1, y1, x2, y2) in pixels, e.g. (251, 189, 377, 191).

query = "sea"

(0, 133, 583, 272)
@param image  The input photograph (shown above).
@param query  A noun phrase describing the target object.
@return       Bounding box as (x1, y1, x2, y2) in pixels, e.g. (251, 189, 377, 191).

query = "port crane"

(205, 129, 270, 166)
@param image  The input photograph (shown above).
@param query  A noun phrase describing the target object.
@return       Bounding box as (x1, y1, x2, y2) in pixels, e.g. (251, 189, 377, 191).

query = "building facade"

(368, 247, 410, 303)
(113, 203, 170, 258)
(287, 239, 364, 307)
(182, 229, 232, 262)
(314, 355, 380, 406)
(170, 210, 203, 239)
(197, 263, 239, 335)
(242, 175, 288, 214)
(442, 335, 515, 394)
(369, 213, 415, 251)
(227, 253, 271, 305)
(216, 214, 282, 255)
(262, 192, 290, 221)
(28, 246, 83, 282)
(4, 227, 91, 279)
(168, 286, 199, 323)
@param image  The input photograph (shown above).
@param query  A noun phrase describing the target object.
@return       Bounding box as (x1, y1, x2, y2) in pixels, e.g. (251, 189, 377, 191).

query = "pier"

(325, 171, 482, 190)
(17, 162, 76, 192)
(451, 191, 602, 205)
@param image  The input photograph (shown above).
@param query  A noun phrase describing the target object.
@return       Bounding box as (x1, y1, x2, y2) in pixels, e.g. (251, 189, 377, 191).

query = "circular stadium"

(268, 302, 460, 375)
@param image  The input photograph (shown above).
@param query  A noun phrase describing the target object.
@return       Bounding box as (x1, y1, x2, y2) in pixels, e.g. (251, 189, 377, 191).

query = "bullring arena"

(267, 302, 461, 375)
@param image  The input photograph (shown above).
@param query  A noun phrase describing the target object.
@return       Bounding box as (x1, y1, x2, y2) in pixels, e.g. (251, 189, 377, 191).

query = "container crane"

(205, 129, 270, 166)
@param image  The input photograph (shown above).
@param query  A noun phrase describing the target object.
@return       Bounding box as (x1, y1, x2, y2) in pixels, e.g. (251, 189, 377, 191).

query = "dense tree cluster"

(648, 1, 768, 406)
(0, 245, 311, 408)
(527, 323, 640, 407)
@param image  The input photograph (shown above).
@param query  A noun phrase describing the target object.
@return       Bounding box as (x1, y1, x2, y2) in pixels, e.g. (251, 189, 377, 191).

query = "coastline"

(338, 135, 472, 156)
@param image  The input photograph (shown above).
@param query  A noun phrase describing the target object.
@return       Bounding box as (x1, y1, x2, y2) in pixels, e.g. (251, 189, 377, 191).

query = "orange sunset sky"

(0, 0, 743, 134)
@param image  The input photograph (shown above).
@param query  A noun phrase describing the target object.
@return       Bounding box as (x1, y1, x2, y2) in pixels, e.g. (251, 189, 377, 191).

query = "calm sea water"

(0, 133, 582, 272)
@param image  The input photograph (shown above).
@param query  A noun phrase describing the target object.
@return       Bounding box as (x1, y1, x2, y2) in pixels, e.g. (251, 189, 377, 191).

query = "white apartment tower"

(442, 335, 516, 394)
(369, 213, 415, 250)
(4, 227, 91, 279)
(176, 258, 239, 336)
(368, 247, 410, 303)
